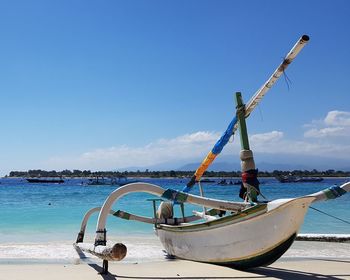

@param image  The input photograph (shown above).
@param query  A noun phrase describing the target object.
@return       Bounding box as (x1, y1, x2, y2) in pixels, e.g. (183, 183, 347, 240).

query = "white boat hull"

(156, 196, 314, 268)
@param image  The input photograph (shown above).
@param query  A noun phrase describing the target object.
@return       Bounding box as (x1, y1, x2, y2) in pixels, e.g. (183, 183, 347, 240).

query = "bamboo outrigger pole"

(244, 35, 309, 117)
(185, 35, 310, 189)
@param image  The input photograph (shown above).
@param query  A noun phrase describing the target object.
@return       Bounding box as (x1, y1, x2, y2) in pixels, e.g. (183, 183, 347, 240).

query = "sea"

(0, 177, 349, 264)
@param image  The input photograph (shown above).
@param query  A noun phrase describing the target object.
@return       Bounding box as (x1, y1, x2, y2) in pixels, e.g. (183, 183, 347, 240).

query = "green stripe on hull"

(157, 204, 267, 232)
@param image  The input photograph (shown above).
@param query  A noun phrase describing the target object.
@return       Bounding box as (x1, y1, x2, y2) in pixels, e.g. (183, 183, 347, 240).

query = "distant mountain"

(117, 153, 350, 172)
(116, 159, 192, 172)
(177, 161, 240, 172)
(255, 162, 309, 172)
(177, 161, 308, 172)
(253, 153, 350, 172)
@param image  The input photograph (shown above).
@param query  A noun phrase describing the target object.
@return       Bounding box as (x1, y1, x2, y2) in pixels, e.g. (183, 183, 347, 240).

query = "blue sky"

(1, 0, 350, 175)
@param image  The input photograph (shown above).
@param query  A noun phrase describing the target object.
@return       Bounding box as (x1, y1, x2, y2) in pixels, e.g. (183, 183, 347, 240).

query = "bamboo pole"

(185, 35, 310, 187)
(244, 35, 310, 118)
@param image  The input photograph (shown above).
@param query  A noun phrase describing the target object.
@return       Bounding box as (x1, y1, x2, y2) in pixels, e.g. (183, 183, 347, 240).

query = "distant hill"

(176, 161, 308, 172)
(117, 153, 350, 173)
(177, 161, 240, 172)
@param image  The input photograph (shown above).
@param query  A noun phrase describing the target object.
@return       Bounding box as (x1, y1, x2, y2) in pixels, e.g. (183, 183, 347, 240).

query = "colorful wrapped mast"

(183, 35, 310, 192)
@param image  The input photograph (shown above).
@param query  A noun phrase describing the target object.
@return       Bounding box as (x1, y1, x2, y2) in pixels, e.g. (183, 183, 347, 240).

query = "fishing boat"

(216, 179, 242, 185)
(87, 176, 137, 186)
(275, 174, 323, 183)
(74, 35, 350, 274)
(200, 178, 216, 183)
(26, 177, 64, 184)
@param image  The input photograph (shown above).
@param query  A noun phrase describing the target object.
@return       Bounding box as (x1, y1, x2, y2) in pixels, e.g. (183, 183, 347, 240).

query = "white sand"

(1, 258, 350, 280)
(1, 240, 350, 279)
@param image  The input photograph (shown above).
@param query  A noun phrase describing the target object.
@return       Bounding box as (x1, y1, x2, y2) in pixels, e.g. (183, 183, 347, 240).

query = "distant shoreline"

(4, 168, 350, 179)
(2, 175, 350, 180)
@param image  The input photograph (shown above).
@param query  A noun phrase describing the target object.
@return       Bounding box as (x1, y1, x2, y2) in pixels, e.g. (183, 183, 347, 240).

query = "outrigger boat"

(74, 35, 350, 274)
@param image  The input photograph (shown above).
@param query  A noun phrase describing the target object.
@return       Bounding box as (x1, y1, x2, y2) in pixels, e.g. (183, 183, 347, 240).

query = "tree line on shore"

(7, 169, 350, 178)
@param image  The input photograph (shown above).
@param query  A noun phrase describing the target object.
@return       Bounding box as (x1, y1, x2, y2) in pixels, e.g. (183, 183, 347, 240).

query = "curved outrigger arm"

(76, 206, 221, 243)
(76, 207, 116, 243)
(74, 182, 249, 261)
(94, 183, 249, 243)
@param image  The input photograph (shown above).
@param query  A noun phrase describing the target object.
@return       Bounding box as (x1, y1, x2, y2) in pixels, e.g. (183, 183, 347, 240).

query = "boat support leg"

(100, 260, 109, 275)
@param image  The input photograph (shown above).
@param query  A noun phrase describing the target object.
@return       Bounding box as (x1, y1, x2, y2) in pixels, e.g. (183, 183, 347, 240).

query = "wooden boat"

(217, 179, 241, 185)
(87, 176, 137, 186)
(74, 35, 350, 274)
(275, 175, 323, 183)
(26, 178, 64, 184)
(200, 178, 216, 183)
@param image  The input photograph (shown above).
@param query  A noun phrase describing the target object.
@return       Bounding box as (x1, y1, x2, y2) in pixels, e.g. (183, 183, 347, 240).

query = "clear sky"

(1, 0, 350, 175)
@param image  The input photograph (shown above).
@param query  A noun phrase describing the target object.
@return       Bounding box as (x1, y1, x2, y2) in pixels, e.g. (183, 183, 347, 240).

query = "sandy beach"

(0, 241, 349, 280)
(1, 257, 350, 280)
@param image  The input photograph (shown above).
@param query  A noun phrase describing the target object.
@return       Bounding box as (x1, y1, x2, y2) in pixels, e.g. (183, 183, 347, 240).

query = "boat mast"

(235, 92, 259, 202)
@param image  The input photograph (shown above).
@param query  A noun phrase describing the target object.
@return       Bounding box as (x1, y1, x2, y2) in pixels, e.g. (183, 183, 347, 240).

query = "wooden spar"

(227, 35, 310, 137)
(184, 35, 310, 187)
(244, 35, 310, 118)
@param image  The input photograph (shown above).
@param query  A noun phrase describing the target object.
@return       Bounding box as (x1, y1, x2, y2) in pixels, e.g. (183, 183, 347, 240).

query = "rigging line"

(229, 132, 234, 143)
(283, 69, 292, 91)
(258, 189, 268, 201)
(246, 184, 268, 201)
(310, 206, 350, 225)
(257, 103, 264, 122)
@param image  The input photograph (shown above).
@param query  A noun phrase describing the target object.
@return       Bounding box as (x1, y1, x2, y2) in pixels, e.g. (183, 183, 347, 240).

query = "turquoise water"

(0, 177, 349, 244)
(0, 177, 349, 262)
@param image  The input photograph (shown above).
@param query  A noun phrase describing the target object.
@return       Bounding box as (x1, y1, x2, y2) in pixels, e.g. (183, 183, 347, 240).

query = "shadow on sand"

(87, 258, 350, 280)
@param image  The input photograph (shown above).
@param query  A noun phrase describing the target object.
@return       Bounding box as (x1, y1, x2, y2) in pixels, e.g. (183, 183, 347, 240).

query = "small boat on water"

(218, 179, 241, 185)
(275, 175, 323, 183)
(87, 176, 137, 186)
(26, 178, 64, 184)
(74, 35, 350, 274)
(200, 178, 216, 183)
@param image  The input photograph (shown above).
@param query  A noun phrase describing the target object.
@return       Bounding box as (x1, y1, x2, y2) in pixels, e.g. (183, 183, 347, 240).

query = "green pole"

(234, 92, 258, 202)
(234, 92, 250, 150)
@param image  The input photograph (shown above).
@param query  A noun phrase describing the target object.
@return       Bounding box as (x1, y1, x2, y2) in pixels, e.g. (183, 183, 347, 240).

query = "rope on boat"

(309, 206, 350, 226)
